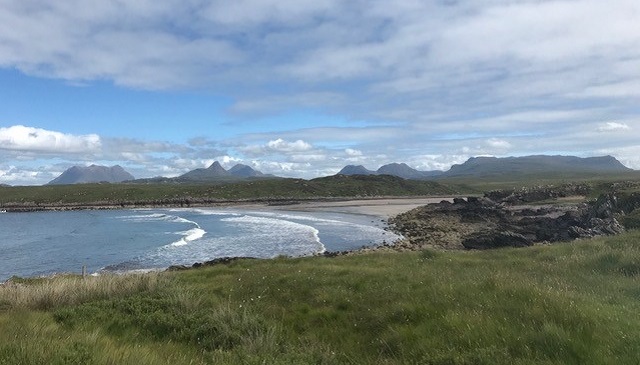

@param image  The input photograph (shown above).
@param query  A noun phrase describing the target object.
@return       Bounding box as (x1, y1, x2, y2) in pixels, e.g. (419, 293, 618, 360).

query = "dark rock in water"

(200, 257, 254, 267)
(321, 251, 346, 258)
(167, 265, 190, 271)
(167, 257, 255, 271)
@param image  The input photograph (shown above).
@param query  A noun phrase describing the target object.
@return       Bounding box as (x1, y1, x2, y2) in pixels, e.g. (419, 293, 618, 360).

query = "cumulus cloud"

(345, 148, 363, 157)
(0, 165, 58, 185)
(597, 122, 631, 132)
(406, 154, 472, 172)
(1, 1, 640, 181)
(242, 138, 314, 156)
(289, 154, 326, 162)
(486, 138, 512, 150)
(595, 145, 640, 170)
(267, 139, 312, 152)
(0, 1, 242, 90)
(0, 125, 101, 153)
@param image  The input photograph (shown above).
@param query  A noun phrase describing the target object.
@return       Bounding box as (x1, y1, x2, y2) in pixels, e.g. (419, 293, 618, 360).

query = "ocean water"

(0, 208, 399, 281)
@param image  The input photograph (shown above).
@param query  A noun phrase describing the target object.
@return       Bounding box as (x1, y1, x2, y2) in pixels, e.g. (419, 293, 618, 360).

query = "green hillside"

(0, 175, 460, 209)
(2, 231, 640, 364)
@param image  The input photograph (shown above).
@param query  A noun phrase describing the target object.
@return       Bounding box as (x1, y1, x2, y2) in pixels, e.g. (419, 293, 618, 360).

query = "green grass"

(3, 232, 640, 364)
(0, 175, 460, 208)
(439, 174, 640, 196)
(3, 174, 640, 209)
(622, 210, 640, 229)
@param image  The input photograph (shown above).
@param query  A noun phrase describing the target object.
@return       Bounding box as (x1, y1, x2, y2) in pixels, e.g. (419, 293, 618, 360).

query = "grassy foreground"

(2, 232, 640, 364)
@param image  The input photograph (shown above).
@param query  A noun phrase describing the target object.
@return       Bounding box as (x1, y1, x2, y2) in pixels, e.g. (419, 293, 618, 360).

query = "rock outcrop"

(484, 183, 591, 204)
(390, 190, 627, 251)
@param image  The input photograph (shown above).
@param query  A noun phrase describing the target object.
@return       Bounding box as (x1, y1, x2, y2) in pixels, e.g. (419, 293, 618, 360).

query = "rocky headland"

(389, 183, 640, 251)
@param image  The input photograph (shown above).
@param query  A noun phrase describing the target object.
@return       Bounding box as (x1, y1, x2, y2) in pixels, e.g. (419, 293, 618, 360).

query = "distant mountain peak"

(337, 163, 443, 179)
(338, 165, 377, 176)
(228, 164, 264, 177)
(206, 161, 229, 174)
(176, 161, 270, 181)
(378, 163, 425, 179)
(207, 161, 224, 169)
(178, 161, 229, 181)
(444, 155, 632, 178)
(48, 165, 134, 185)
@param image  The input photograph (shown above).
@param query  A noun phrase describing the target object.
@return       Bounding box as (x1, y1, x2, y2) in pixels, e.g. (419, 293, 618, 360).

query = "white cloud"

(266, 138, 312, 152)
(250, 160, 298, 173)
(202, 0, 340, 26)
(220, 155, 242, 166)
(1, 1, 640, 180)
(406, 154, 471, 172)
(0, 166, 31, 182)
(289, 154, 326, 162)
(0, 165, 58, 185)
(579, 79, 640, 98)
(486, 138, 512, 150)
(595, 145, 640, 169)
(597, 122, 631, 132)
(345, 148, 362, 157)
(243, 138, 314, 156)
(0, 125, 101, 153)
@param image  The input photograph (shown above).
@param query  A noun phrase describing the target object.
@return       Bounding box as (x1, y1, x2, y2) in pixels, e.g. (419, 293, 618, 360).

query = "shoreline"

(231, 196, 457, 218)
(1, 197, 454, 282)
(0, 195, 458, 214)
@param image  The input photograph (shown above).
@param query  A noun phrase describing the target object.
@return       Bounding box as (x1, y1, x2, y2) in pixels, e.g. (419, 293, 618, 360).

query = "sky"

(1, 0, 639, 185)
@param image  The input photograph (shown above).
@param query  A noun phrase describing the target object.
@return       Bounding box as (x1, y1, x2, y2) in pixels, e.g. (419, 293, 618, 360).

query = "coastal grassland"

(0, 273, 162, 311)
(436, 171, 640, 192)
(0, 175, 460, 208)
(3, 232, 640, 364)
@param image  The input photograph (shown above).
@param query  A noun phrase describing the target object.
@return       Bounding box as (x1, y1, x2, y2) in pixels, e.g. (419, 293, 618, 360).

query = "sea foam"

(169, 228, 206, 247)
(222, 214, 326, 255)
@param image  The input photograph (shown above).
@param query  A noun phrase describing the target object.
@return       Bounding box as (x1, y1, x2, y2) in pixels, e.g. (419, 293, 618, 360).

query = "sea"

(0, 207, 399, 281)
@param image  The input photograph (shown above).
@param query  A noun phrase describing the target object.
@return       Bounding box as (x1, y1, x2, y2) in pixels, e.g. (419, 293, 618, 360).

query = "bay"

(0, 208, 398, 281)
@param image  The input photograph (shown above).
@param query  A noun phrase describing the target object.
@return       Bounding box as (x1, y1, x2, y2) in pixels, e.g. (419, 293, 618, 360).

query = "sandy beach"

(264, 197, 456, 218)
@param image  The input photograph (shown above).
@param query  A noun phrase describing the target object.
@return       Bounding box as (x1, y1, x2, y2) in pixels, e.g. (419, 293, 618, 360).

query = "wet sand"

(266, 197, 456, 218)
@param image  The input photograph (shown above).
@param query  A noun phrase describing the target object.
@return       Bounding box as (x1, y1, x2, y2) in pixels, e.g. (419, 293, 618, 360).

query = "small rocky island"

(390, 183, 640, 250)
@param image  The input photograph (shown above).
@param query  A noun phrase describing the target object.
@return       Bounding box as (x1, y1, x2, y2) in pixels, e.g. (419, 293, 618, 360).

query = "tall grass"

(0, 311, 206, 365)
(0, 273, 162, 311)
(2, 232, 640, 363)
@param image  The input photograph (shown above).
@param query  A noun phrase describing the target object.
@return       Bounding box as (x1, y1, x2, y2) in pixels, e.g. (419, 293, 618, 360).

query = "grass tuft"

(3, 232, 640, 363)
(0, 273, 162, 311)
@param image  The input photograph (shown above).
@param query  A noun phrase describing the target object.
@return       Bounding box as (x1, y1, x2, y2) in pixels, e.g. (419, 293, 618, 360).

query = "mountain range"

(43, 155, 635, 186)
(47, 165, 135, 185)
(339, 163, 444, 179)
(442, 155, 632, 178)
(338, 155, 633, 180)
(47, 162, 271, 185)
(175, 161, 268, 182)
